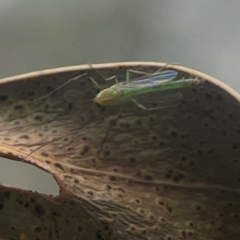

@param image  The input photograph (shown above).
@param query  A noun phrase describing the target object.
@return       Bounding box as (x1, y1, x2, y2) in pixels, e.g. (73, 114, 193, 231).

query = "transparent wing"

(136, 90, 182, 102)
(120, 89, 183, 110)
(120, 70, 178, 90)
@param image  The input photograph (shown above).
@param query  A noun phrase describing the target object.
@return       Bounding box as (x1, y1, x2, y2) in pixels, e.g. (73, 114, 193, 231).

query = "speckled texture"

(0, 62, 240, 240)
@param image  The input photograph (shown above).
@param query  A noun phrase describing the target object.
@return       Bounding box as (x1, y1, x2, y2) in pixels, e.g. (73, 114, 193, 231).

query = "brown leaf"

(0, 62, 240, 240)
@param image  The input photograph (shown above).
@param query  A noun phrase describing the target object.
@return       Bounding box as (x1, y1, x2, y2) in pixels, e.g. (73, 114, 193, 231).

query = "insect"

(23, 65, 202, 159)
(87, 67, 202, 149)
(92, 69, 201, 110)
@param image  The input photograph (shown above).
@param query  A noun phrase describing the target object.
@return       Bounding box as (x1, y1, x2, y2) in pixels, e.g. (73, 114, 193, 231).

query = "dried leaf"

(0, 62, 240, 240)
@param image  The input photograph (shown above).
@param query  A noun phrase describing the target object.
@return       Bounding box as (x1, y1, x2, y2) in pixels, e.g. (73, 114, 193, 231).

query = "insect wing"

(135, 90, 182, 104)
(120, 70, 178, 90)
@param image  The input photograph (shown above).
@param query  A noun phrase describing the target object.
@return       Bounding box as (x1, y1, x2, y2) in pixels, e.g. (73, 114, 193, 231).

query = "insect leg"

(88, 63, 120, 84)
(88, 77, 101, 92)
(98, 107, 123, 152)
(129, 98, 168, 111)
(103, 75, 119, 84)
(125, 68, 166, 84)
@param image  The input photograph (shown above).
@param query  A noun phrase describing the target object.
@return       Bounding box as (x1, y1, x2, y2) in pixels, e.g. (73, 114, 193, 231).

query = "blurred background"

(0, 0, 239, 195)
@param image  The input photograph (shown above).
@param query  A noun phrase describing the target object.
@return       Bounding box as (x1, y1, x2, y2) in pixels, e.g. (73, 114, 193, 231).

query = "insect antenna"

(28, 72, 88, 104)
(23, 119, 103, 160)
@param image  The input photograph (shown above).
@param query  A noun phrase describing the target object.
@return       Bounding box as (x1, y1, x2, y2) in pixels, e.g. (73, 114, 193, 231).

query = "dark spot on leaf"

(136, 120, 142, 125)
(34, 115, 43, 121)
(19, 135, 29, 139)
(109, 176, 116, 181)
(136, 171, 142, 177)
(16, 199, 23, 205)
(203, 110, 216, 121)
(151, 135, 157, 141)
(232, 143, 239, 150)
(14, 121, 20, 125)
(34, 227, 41, 233)
(196, 206, 201, 211)
(80, 146, 89, 155)
(149, 117, 155, 122)
(181, 156, 187, 161)
(191, 88, 197, 92)
(159, 142, 165, 146)
(129, 157, 136, 162)
(208, 148, 216, 154)
(68, 103, 73, 110)
(64, 175, 72, 179)
(34, 204, 45, 217)
(0, 95, 8, 101)
(104, 151, 110, 156)
(189, 160, 196, 167)
(14, 105, 24, 110)
(109, 119, 116, 127)
(41, 152, 49, 157)
(55, 163, 64, 171)
(26, 91, 35, 97)
(205, 93, 212, 100)
(217, 94, 223, 102)
(145, 175, 153, 181)
(47, 85, 54, 91)
(3, 191, 10, 199)
(25, 202, 29, 208)
(171, 131, 177, 137)
(173, 173, 185, 182)
(52, 211, 60, 217)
